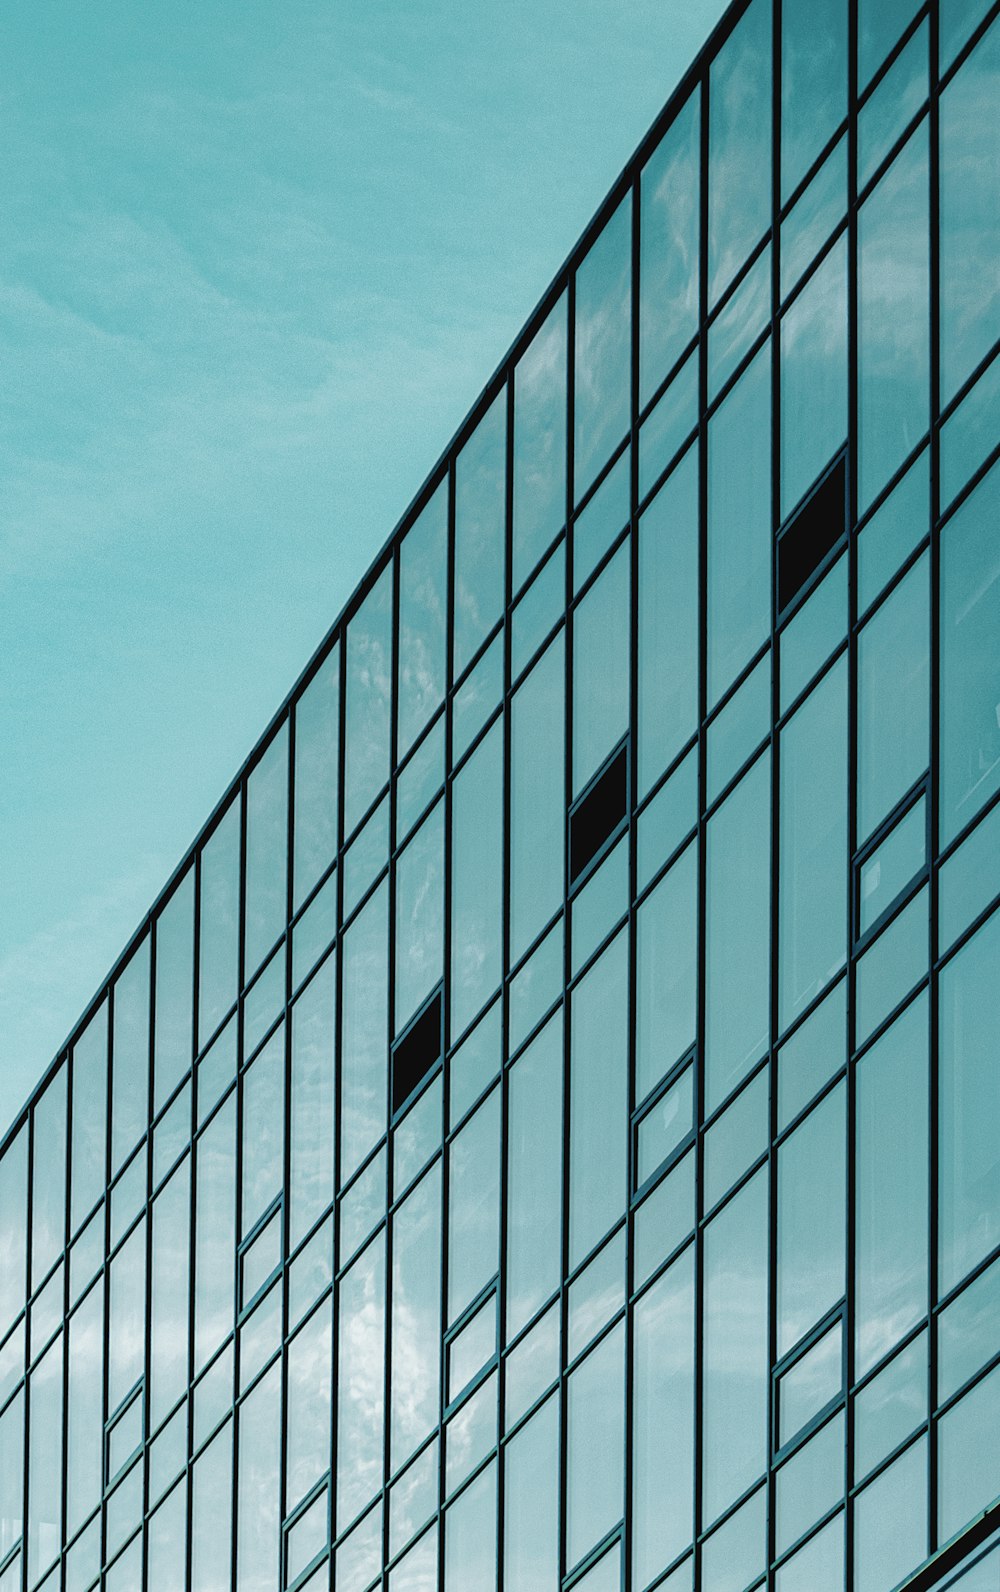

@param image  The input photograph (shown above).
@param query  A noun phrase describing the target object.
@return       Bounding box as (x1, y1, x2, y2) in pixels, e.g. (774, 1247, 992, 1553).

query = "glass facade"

(2, 0, 1000, 1588)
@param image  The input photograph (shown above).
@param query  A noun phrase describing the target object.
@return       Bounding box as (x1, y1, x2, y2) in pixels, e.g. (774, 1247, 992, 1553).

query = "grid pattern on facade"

(2, 0, 1000, 1588)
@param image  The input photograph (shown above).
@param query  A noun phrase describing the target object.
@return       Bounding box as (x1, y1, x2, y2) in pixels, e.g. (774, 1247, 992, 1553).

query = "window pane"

(777, 1084, 846, 1356)
(572, 542, 629, 797)
(66, 1282, 102, 1539)
(708, 0, 772, 304)
(855, 995, 928, 1375)
(503, 1395, 559, 1592)
(337, 1235, 385, 1532)
(854, 1436, 927, 1592)
(341, 880, 388, 1185)
(566, 1323, 624, 1571)
(938, 1360, 1000, 1546)
(27, 1337, 63, 1588)
(939, 459, 1000, 844)
(633, 1247, 695, 1582)
(640, 88, 700, 407)
(569, 930, 628, 1269)
(705, 753, 771, 1113)
(198, 796, 240, 1050)
(112, 936, 150, 1175)
(939, 906, 1000, 1296)
(150, 1161, 190, 1429)
(779, 658, 847, 1028)
(154, 867, 195, 1111)
(293, 645, 340, 912)
(395, 801, 444, 1034)
(636, 841, 697, 1104)
(241, 1026, 284, 1236)
(445, 1463, 496, 1592)
(857, 553, 929, 842)
(574, 196, 631, 503)
(71, 1000, 108, 1232)
(781, 0, 847, 201)
(859, 0, 920, 87)
(391, 1165, 441, 1471)
(708, 342, 771, 707)
(448, 1086, 500, 1326)
(506, 1016, 563, 1341)
(191, 1424, 232, 1592)
(0, 1126, 27, 1339)
(858, 125, 930, 512)
(638, 446, 699, 798)
(245, 725, 288, 980)
(780, 239, 848, 518)
(289, 958, 335, 1248)
(236, 1361, 280, 1592)
(455, 390, 506, 678)
(345, 563, 393, 837)
(194, 1094, 235, 1372)
(31, 1065, 67, 1288)
(943, 22, 1000, 397)
(513, 295, 567, 591)
(398, 483, 447, 759)
(451, 721, 503, 1041)
(510, 635, 565, 964)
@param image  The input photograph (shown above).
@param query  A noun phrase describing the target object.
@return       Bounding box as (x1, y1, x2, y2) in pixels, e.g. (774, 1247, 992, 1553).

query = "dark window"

(391, 986, 443, 1116)
(569, 741, 629, 888)
(777, 452, 847, 613)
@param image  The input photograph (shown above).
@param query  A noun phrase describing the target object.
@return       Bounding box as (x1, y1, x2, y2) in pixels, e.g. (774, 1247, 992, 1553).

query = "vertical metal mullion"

(279, 702, 296, 1547)
(329, 613, 347, 1561)
(231, 777, 248, 1592)
(22, 1102, 36, 1592)
(559, 263, 576, 1588)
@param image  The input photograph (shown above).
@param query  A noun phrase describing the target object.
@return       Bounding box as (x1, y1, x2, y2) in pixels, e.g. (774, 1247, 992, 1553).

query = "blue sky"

(0, 0, 727, 1134)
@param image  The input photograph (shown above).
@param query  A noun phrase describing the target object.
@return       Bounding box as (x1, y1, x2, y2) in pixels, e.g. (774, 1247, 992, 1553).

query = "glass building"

(2, 0, 1000, 1587)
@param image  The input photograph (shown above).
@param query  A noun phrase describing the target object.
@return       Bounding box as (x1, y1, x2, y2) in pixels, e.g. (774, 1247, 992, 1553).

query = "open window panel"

(854, 781, 929, 948)
(569, 737, 629, 891)
(776, 449, 848, 618)
(391, 983, 443, 1119)
(900, 1504, 1000, 1591)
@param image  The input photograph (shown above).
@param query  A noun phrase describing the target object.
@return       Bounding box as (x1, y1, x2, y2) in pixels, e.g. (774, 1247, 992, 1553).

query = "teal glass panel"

(858, 125, 929, 512)
(147, 1482, 186, 1592)
(509, 920, 563, 1057)
(395, 801, 443, 1033)
(855, 885, 928, 1046)
(859, 0, 921, 88)
(345, 562, 392, 837)
(573, 447, 629, 594)
(0, 1391, 23, 1567)
(450, 1001, 500, 1129)
(191, 1424, 232, 1592)
(510, 634, 565, 964)
(506, 1015, 563, 1340)
(390, 1441, 437, 1561)
(708, 342, 771, 707)
(705, 752, 771, 1113)
(939, 459, 1000, 844)
(293, 644, 339, 912)
(451, 721, 502, 1042)
(504, 1304, 559, 1431)
(198, 796, 240, 1051)
(336, 1234, 385, 1531)
(241, 1025, 284, 1235)
(568, 1231, 624, 1363)
(445, 1463, 496, 1592)
(941, 349, 1000, 512)
(398, 481, 447, 759)
(854, 1330, 927, 1479)
(775, 1513, 843, 1592)
(285, 1487, 328, 1587)
(638, 347, 698, 504)
(573, 1544, 620, 1592)
(236, 1362, 280, 1592)
(503, 1395, 559, 1592)
(27, 1335, 63, 1587)
(455, 388, 505, 678)
(342, 791, 388, 922)
(66, 1281, 102, 1538)
(449, 1293, 496, 1400)
(289, 958, 335, 1248)
(855, 995, 928, 1375)
(775, 1411, 844, 1556)
(0, 1125, 27, 1339)
(444, 1369, 495, 1496)
(638, 444, 699, 798)
(781, 0, 846, 202)
(939, 1254, 1000, 1404)
(634, 1149, 695, 1289)
(389, 1522, 436, 1592)
(939, 907, 1000, 1295)
(940, 798, 1000, 955)
(566, 1322, 624, 1571)
(569, 930, 628, 1269)
(857, 552, 929, 842)
(243, 943, 284, 1062)
(780, 238, 848, 518)
(639, 87, 699, 408)
(708, 0, 773, 305)
(703, 1168, 769, 1524)
(779, 553, 847, 714)
(707, 650, 770, 806)
(453, 632, 502, 765)
(391, 1166, 441, 1470)
(637, 744, 697, 893)
(194, 1093, 235, 1372)
(513, 294, 567, 591)
(858, 20, 928, 192)
(574, 194, 631, 503)
(70, 999, 107, 1232)
(940, 20, 1000, 405)
(286, 1299, 332, 1512)
(154, 866, 195, 1112)
(109, 1217, 145, 1414)
(701, 1481, 766, 1592)
(779, 658, 847, 1027)
(857, 447, 929, 615)
(778, 1320, 842, 1447)
(777, 1083, 846, 1356)
(940, 0, 993, 71)
(633, 1246, 695, 1582)
(244, 724, 288, 980)
(396, 715, 444, 846)
(636, 841, 697, 1104)
(511, 540, 564, 684)
(150, 1161, 189, 1430)
(572, 542, 629, 797)
(31, 1064, 66, 1289)
(938, 1361, 1000, 1545)
(637, 1059, 693, 1192)
(340, 880, 388, 1185)
(339, 1150, 385, 1270)
(708, 243, 770, 402)
(859, 796, 926, 936)
(448, 1087, 500, 1325)
(571, 836, 627, 977)
(704, 1067, 768, 1212)
(111, 935, 150, 1176)
(780, 135, 847, 301)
